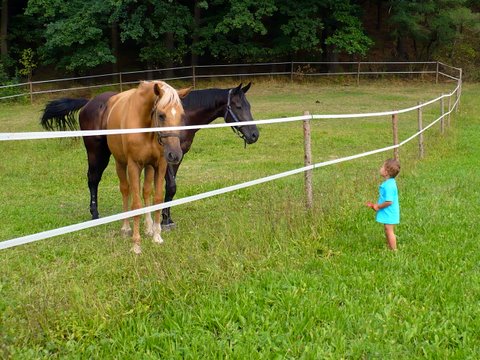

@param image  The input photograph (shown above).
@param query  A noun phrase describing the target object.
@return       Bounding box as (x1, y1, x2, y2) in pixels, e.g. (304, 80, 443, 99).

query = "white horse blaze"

(171, 108, 177, 117)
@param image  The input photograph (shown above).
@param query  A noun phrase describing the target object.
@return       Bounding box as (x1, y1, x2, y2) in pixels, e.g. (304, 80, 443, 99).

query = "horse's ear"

(242, 82, 252, 93)
(153, 83, 164, 98)
(234, 83, 242, 93)
(177, 87, 192, 99)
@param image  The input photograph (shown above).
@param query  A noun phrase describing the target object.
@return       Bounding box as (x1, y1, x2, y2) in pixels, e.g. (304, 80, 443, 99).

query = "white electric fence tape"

(0, 86, 460, 250)
(0, 86, 459, 142)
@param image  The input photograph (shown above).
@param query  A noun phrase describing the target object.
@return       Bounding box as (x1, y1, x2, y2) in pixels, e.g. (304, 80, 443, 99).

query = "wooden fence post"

(291, 61, 294, 82)
(192, 65, 196, 89)
(440, 96, 445, 135)
(119, 72, 123, 92)
(356, 62, 361, 86)
(303, 111, 313, 210)
(448, 95, 451, 127)
(29, 82, 33, 104)
(392, 113, 399, 160)
(458, 69, 462, 111)
(418, 102, 424, 159)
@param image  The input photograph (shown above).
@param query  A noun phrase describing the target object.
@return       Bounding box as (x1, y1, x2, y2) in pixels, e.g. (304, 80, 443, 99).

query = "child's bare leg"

(384, 224, 397, 250)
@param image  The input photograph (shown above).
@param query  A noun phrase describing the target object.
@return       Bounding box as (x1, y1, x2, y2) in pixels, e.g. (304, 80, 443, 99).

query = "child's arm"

(373, 201, 392, 211)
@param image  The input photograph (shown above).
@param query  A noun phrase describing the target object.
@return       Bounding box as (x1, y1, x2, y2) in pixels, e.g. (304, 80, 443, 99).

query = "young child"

(367, 159, 400, 250)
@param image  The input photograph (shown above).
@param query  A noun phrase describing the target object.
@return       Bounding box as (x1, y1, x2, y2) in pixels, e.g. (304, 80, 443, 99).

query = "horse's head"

(224, 82, 259, 145)
(151, 82, 191, 165)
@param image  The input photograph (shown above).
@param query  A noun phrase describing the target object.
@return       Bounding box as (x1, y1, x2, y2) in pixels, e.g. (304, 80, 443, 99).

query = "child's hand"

(366, 202, 377, 211)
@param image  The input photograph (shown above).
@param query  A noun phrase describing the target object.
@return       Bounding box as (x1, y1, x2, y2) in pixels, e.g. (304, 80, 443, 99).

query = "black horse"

(40, 83, 259, 229)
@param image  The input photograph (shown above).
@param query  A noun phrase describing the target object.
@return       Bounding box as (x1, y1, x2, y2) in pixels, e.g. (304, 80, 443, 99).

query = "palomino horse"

(40, 83, 259, 229)
(89, 81, 190, 253)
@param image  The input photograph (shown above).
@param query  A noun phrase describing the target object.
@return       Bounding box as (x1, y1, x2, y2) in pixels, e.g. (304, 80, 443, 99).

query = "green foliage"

(195, 0, 372, 62)
(434, 6, 480, 80)
(276, 1, 324, 54)
(2, 0, 477, 76)
(0, 60, 24, 100)
(119, 1, 192, 67)
(388, 0, 480, 62)
(25, 0, 116, 73)
(324, 4, 374, 55)
(0, 61, 10, 84)
(20, 0, 374, 72)
(18, 48, 37, 80)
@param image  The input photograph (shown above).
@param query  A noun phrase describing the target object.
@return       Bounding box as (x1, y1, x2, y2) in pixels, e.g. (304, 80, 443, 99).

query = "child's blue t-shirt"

(376, 178, 400, 225)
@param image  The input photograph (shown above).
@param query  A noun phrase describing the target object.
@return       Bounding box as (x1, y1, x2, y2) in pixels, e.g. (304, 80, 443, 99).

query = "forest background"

(0, 0, 479, 84)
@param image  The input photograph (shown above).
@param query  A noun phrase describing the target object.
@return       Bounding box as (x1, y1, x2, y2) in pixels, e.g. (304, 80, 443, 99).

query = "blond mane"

(141, 80, 181, 109)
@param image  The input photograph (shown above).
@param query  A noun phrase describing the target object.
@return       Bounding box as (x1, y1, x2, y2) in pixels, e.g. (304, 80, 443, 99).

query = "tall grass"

(0, 79, 478, 359)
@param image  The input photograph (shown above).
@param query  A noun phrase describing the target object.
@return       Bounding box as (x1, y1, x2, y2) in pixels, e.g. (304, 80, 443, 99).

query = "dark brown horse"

(40, 83, 259, 229)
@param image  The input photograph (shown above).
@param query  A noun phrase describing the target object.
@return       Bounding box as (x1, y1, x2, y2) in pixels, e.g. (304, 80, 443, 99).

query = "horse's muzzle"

(239, 125, 260, 144)
(161, 136, 183, 165)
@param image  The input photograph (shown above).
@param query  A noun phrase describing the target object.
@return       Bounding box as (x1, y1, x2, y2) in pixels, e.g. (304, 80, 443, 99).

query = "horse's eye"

(158, 113, 166, 121)
(235, 105, 242, 110)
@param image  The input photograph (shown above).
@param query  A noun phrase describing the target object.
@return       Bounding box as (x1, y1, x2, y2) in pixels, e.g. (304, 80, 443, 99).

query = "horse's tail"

(40, 98, 89, 131)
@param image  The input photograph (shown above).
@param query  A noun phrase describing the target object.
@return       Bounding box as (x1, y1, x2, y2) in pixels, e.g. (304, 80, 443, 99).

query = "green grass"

(0, 79, 479, 359)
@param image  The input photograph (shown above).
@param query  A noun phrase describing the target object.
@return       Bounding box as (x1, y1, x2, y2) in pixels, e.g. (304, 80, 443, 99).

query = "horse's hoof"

(131, 244, 142, 254)
(145, 227, 154, 236)
(121, 228, 132, 237)
(161, 222, 176, 231)
(153, 233, 164, 244)
(144, 218, 154, 236)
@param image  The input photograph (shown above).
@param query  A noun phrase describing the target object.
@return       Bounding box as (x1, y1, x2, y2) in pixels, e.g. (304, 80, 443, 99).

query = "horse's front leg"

(152, 161, 168, 244)
(143, 165, 154, 236)
(114, 161, 131, 236)
(127, 161, 143, 254)
(85, 136, 111, 220)
(162, 162, 181, 229)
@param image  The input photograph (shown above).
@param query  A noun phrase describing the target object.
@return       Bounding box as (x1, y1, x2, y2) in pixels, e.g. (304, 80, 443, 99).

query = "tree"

(193, 0, 278, 62)
(26, 0, 116, 73)
(18, 47, 36, 81)
(194, 0, 372, 63)
(1, 0, 7, 57)
(387, 0, 479, 60)
(115, 0, 192, 68)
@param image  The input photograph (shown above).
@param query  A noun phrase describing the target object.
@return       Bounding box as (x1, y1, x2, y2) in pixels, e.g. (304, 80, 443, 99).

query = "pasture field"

(0, 79, 479, 358)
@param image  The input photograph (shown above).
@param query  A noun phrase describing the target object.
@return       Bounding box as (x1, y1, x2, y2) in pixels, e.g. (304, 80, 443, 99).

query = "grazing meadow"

(0, 78, 479, 358)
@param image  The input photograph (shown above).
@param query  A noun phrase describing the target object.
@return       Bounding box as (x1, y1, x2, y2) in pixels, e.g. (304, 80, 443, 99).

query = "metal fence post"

(29, 82, 33, 104)
(303, 110, 313, 210)
(435, 61, 439, 84)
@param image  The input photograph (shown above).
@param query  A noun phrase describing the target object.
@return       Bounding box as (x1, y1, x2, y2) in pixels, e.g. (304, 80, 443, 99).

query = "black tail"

(40, 98, 90, 131)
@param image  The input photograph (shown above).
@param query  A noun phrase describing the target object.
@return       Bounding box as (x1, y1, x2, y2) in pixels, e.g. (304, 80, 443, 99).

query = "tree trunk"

(376, 0, 382, 30)
(191, 0, 200, 66)
(164, 32, 174, 77)
(1, 0, 8, 57)
(396, 35, 408, 60)
(326, 45, 339, 72)
(111, 21, 119, 73)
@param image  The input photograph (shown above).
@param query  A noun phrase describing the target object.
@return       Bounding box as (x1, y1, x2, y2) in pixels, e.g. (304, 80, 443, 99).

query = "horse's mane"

(182, 88, 228, 109)
(140, 81, 182, 108)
